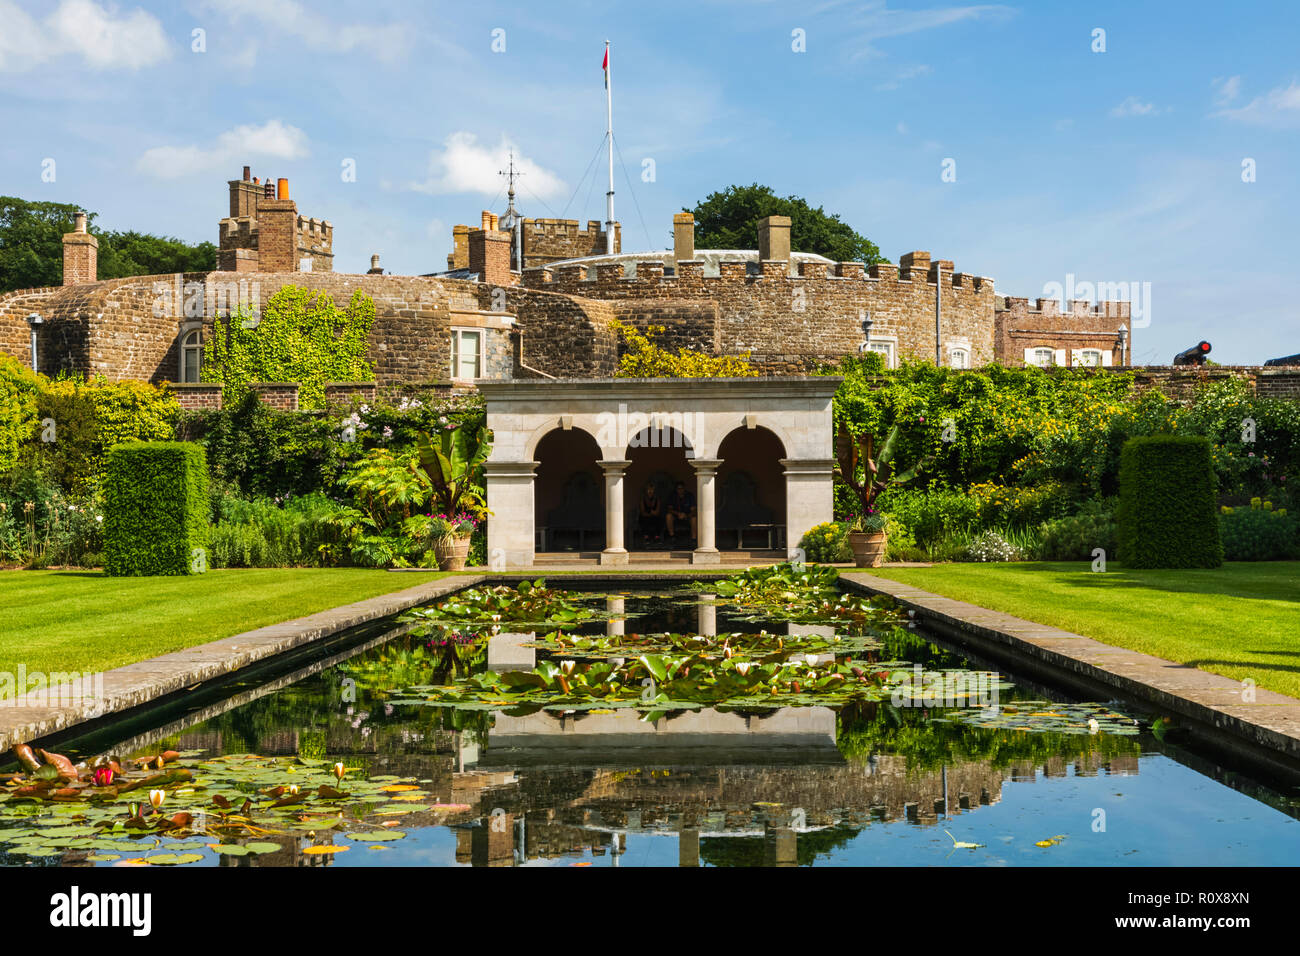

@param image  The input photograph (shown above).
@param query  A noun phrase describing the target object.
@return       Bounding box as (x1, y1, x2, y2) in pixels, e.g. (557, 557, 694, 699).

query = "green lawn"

(0, 568, 449, 687)
(861, 561, 1300, 698)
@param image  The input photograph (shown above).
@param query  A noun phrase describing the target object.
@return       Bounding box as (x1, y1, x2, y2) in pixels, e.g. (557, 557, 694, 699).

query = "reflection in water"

(9, 588, 1300, 868)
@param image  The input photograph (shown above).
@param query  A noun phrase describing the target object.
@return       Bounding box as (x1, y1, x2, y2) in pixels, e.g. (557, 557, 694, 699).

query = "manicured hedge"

(1117, 435, 1222, 568)
(103, 441, 210, 576)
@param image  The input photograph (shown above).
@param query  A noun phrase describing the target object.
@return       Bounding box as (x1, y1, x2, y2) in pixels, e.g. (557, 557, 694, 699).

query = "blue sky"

(2, 0, 1298, 363)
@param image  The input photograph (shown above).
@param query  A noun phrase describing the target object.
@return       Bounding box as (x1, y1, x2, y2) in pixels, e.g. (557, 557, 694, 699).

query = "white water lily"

(734, 662, 752, 676)
(333, 762, 346, 781)
(559, 660, 576, 675)
(1088, 718, 1100, 734)
(288, 784, 300, 795)
(148, 789, 165, 809)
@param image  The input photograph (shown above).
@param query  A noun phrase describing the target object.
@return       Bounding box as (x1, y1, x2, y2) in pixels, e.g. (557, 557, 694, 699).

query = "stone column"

(780, 458, 836, 560)
(484, 460, 538, 569)
(600, 459, 631, 566)
(607, 596, 625, 636)
(691, 458, 723, 565)
(697, 594, 716, 636)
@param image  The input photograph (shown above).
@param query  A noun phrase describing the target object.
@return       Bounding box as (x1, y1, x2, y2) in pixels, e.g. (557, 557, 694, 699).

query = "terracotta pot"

(847, 530, 888, 568)
(433, 534, 472, 571)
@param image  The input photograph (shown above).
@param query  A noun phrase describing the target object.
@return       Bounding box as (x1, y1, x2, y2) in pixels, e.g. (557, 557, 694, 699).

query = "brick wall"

(995, 296, 1132, 367)
(256, 199, 299, 273)
(1259, 367, 1300, 400)
(324, 382, 378, 406)
(171, 383, 224, 410)
(252, 383, 299, 410)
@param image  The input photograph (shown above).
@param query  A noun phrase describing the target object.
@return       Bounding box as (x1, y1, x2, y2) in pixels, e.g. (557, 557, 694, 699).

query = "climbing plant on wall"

(203, 286, 375, 410)
(611, 320, 757, 378)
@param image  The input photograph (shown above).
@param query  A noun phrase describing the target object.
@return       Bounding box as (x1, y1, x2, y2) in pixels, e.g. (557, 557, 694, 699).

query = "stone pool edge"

(840, 571, 1300, 771)
(0, 574, 485, 752)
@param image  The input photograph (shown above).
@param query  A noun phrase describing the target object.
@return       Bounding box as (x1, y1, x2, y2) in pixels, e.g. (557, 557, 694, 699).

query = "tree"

(686, 184, 884, 265)
(611, 321, 757, 378)
(0, 196, 216, 293)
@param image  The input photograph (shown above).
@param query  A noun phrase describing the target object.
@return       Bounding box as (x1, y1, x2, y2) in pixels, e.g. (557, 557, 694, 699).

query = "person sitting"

(665, 480, 697, 545)
(638, 482, 664, 543)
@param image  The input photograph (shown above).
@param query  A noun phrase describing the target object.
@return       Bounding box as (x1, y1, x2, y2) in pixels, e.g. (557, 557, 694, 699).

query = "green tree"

(686, 184, 884, 264)
(0, 196, 216, 293)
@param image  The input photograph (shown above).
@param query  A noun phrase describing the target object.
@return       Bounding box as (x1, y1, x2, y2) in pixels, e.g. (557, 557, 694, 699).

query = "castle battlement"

(217, 166, 333, 274)
(997, 295, 1131, 320)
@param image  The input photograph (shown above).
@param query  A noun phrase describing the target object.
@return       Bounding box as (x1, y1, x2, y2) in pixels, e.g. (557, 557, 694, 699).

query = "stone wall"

(520, 218, 619, 270)
(524, 253, 999, 371)
(0, 287, 60, 373)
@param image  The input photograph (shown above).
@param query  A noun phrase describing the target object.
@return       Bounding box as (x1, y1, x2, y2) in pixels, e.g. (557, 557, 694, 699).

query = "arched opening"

(534, 428, 604, 552)
(717, 426, 787, 551)
(625, 426, 694, 550)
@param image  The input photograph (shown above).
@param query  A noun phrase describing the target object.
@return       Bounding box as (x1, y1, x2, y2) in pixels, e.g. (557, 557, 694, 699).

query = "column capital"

(599, 458, 632, 474)
(780, 458, 837, 476)
(689, 457, 724, 474)
(484, 460, 539, 478)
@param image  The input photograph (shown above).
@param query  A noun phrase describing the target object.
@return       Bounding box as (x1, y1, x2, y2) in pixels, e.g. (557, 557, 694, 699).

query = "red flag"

(602, 47, 608, 71)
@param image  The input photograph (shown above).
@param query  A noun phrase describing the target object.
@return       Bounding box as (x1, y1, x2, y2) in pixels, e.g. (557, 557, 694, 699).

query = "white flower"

(734, 662, 752, 676)
(559, 660, 576, 675)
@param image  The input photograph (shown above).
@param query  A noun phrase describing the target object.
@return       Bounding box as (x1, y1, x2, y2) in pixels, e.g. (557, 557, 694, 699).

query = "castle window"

(1078, 349, 1103, 367)
(451, 329, 483, 381)
(949, 347, 970, 369)
(180, 329, 203, 382)
(864, 340, 895, 369)
(1029, 348, 1055, 367)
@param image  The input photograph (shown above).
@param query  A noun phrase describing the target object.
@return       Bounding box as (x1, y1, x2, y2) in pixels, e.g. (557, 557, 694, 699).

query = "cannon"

(1264, 353, 1300, 367)
(1172, 341, 1212, 366)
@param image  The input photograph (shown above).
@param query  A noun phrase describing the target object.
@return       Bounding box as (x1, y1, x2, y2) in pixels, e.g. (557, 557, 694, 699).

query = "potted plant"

(416, 423, 491, 570)
(834, 422, 927, 567)
(427, 512, 478, 570)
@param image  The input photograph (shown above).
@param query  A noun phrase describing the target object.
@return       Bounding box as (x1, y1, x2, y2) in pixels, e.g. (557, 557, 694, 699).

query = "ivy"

(203, 286, 375, 410)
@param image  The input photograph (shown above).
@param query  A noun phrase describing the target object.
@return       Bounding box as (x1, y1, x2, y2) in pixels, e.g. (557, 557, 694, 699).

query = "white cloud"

(1213, 78, 1300, 127)
(409, 132, 566, 200)
(875, 63, 932, 91)
(1110, 96, 1163, 118)
(0, 0, 170, 72)
(1212, 75, 1242, 106)
(833, 1, 1014, 61)
(136, 120, 309, 179)
(199, 0, 425, 61)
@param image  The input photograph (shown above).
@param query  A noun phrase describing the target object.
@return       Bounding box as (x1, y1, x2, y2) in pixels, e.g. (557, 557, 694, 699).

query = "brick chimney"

(62, 212, 98, 285)
(673, 212, 695, 262)
(757, 215, 791, 262)
(256, 178, 298, 272)
(468, 228, 512, 286)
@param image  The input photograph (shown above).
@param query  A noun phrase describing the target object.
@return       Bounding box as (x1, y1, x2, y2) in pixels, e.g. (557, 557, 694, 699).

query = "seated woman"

(665, 480, 697, 545)
(638, 482, 664, 544)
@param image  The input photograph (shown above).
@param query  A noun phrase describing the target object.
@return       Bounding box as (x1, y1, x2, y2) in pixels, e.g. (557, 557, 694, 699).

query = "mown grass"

(860, 561, 1300, 698)
(0, 568, 448, 687)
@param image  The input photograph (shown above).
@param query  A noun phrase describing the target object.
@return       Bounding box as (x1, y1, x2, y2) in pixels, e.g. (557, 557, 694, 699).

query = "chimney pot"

(277, 178, 289, 200)
(73, 212, 87, 233)
(243, 165, 251, 182)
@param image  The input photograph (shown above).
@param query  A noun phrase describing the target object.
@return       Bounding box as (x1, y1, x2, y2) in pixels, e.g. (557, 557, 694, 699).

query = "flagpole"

(604, 39, 615, 255)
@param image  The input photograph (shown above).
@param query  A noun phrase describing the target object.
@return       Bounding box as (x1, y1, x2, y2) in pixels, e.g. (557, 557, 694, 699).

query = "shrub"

(874, 486, 982, 547)
(0, 353, 40, 475)
(1117, 435, 1222, 568)
(960, 530, 1024, 563)
(1219, 503, 1299, 561)
(208, 493, 346, 568)
(103, 441, 210, 575)
(798, 521, 852, 563)
(1035, 500, 1119, 561)
(29, 377, 179, 490)
(0, 466, 103, 567)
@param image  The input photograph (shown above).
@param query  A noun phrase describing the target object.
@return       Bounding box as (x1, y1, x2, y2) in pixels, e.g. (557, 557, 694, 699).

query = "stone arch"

(533, 427, 605, 552)
(700, 416, 794, 461)
(716, 425, 787, 550)
(523, 419, 604, 461)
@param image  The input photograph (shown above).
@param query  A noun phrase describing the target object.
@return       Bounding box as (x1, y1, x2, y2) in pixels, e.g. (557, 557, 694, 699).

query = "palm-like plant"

(415, 424, 492, 527)
(834, 422, 927, 533)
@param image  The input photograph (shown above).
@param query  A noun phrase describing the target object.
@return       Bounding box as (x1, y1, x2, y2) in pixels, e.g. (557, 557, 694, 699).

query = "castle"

(11, 162, 1277, 413)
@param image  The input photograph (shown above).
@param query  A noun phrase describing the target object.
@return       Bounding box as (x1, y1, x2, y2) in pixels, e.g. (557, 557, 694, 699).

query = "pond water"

(4, 574, 1300, 867)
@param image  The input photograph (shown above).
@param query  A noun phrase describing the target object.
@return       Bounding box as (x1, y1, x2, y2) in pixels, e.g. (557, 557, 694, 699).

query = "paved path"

(842, 572, 1300, 767)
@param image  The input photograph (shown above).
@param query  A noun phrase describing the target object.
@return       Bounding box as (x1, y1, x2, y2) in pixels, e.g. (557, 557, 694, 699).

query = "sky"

(2, 0, 1298, 364)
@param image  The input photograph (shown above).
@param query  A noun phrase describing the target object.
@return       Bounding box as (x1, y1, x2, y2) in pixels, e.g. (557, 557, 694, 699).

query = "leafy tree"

(0, 196, 216, 293)
(611, 321, 757, 378)
(686, 184, 884, 264)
